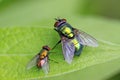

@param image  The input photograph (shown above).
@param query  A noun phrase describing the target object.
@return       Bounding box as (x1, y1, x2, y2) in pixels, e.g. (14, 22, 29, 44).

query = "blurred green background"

(0, 0, 120, 80)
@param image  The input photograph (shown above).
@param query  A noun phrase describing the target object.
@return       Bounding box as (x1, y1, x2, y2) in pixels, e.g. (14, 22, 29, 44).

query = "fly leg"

(51, 40, 61, 50)
(48, 59, 59, 63)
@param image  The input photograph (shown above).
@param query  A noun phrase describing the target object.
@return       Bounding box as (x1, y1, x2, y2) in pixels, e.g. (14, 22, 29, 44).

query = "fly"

(53, 18, 98, 64)
(26, 45, 50, 74)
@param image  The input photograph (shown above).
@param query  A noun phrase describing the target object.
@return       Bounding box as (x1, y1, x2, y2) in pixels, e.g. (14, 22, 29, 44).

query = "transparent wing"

(61, 38, 75, 64)
(74, 29, 98, 47)
(26, 54, 39, 70)
(41, 57, 49, 74)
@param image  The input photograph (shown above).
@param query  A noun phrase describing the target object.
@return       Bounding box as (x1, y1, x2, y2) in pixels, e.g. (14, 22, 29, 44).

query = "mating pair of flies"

(26, 18, 98, 74)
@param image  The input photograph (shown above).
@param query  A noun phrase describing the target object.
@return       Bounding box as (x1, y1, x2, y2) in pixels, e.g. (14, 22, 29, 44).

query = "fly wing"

(41, 57, 49, 74)
(26, 54, 39, 70)
(61, 38, 75, 64)
(74, 29, 98, 47)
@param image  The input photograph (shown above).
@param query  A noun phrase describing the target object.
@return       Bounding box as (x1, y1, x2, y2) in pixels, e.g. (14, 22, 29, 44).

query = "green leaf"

(0, 27, 120, 80)
(42, 58, 120, 80)
(0, 0, 120, 80)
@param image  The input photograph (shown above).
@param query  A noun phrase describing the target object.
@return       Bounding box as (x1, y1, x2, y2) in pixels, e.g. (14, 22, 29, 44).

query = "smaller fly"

(53, 18, 98, 64)
(26, 45, 50, 74)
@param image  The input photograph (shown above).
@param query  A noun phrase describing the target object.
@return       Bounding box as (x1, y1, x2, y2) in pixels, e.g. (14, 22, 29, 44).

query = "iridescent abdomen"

(71, 38, 80, 51)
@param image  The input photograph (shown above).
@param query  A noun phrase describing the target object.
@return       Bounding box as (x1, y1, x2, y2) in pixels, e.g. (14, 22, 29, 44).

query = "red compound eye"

(46, 47, 51, 51)
(54, 18, 67, 27)
(54, 22, 59, 27)
(42, 45, 51, 51)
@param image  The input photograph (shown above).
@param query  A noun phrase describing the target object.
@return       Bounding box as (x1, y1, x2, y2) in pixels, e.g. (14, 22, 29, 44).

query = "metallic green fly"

(52, 18, 98, 64)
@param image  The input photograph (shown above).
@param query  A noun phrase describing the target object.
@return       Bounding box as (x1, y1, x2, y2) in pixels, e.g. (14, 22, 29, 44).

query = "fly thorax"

(40, 50, 47, 59)
(71, 38, 80, 51)
(60, 26, 74, 38)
